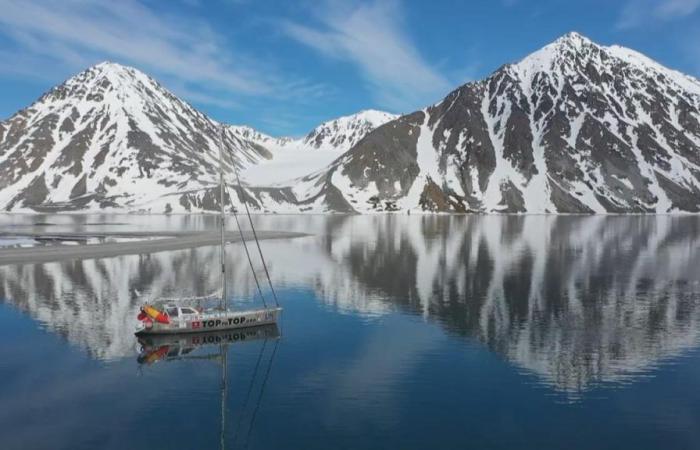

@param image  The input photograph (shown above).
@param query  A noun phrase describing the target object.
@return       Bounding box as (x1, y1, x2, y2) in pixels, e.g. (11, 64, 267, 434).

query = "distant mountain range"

(0, 61, 396, 213)
(1, 32, 699, 213)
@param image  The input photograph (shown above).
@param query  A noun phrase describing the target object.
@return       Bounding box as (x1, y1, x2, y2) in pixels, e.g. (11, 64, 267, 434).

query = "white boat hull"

(136, 307, 282, 335)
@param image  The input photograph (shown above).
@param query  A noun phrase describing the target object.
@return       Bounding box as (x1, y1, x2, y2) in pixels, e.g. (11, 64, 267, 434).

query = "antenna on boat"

(218, 125, 227, 311)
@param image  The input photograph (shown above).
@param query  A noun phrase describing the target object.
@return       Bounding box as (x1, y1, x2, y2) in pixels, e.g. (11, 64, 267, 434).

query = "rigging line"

(219, 127, 228, 311)
(229, 160, 280, 308)
(223, 181, 268, 309)
(231, 338, 268, 449)
(219, 125, 279, 308)
(243, 337, 280, 450)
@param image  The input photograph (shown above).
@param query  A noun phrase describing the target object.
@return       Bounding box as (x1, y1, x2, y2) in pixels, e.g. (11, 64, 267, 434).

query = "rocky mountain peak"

(506, 32, 610, 84)
(553, 31, 593, 48)
(506, 32, 700, 99)
(302, 109, 399, 151)
(39, 61, 156, 107)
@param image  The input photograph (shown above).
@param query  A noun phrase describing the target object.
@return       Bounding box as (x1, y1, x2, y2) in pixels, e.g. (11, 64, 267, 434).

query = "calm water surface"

(1, 214, 699, 450)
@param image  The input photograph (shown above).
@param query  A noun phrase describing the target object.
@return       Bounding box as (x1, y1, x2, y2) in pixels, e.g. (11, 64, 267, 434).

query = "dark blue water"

(1, 215, 699, 450)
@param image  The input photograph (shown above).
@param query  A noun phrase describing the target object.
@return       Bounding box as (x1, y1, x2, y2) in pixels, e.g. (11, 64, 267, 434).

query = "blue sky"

(0, 0, 698, 136)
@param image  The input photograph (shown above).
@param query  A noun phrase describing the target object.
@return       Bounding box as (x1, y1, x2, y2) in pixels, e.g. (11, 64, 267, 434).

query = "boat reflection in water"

(136, 325, 280, 450)
(136, 324, 280, 365)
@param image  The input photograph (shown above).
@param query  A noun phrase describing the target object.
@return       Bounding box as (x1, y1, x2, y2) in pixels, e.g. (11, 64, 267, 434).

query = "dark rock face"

(428, 82, 495, 209)
(6, 174, 49, 210)
(419, 178, 468, 212)
(53, 122, 96, 177)
(321, 182, 357, 213)
(334, 111, 424, 198)
(318, 32, 700, 213)
(498, 180, 527, 213)
(70, 174, 87, 199)
(549, 181, 592, 213)
(656, 173, 700, 212)
(0, 113, 58, 190)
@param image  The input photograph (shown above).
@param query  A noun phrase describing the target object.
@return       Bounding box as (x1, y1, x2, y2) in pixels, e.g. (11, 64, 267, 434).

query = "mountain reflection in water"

(0, 215, 699, 395)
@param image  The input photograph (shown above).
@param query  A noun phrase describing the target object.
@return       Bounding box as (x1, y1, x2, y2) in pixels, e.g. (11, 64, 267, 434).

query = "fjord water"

(1, 214, 699, 450)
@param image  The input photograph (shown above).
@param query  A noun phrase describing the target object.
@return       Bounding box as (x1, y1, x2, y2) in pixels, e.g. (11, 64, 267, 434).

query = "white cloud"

(0, 0, 321, 108)
(656, 0, 700, 18)
(617, 0, 700, 28)
(281, 0, 452, 112)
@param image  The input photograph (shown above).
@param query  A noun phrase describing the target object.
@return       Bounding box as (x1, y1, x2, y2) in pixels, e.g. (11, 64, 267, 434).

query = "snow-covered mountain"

(0, 62, 395, 212)
(234, 110, 398, 186)
(2, 32, 700, 213)
(296, 32, 700, 213)
(230, 109, 397, 154)
(0, 62, 275, 213)
(301, 109, 398, 151)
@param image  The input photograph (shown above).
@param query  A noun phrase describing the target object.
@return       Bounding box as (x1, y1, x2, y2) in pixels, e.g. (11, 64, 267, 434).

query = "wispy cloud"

(166, 83, 240, 110)
(617, 0, 700, 29)
(0, 0, 321, 109)
(281, 0, 452, 112)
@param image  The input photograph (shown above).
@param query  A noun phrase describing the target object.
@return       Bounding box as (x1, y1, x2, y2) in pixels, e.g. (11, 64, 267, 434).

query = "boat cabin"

(163, 304, 202, 322)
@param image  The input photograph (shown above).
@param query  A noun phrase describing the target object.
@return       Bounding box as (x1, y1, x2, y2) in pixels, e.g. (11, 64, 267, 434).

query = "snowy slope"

(234, 110, 398, 186)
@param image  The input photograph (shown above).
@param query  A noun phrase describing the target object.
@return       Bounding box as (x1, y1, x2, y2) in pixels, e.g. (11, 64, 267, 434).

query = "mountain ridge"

(294, 31, 700, 213)
(1, 32, 700, 213)
(0, 61, 395, 212)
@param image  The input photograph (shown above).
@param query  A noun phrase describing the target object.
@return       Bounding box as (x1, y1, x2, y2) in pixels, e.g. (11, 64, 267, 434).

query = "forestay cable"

(223, 181, 268, 309)
(219, 126, 280, 308)
(229, 161, 281, 308)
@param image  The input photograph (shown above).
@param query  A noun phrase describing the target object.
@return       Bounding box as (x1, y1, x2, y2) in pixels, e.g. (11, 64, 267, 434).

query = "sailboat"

(135, 127, 282, 335)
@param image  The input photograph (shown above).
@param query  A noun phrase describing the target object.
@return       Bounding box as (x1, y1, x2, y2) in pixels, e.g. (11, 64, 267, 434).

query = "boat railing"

(152, 290, 222, 304)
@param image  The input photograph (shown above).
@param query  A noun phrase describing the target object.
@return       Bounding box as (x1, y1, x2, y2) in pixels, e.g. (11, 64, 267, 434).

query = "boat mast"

(218, 126, 227, 311)
(220, 343, 228, 450)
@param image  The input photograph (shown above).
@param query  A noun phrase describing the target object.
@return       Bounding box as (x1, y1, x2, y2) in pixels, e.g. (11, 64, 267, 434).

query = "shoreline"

(0, 230, 309, 265)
